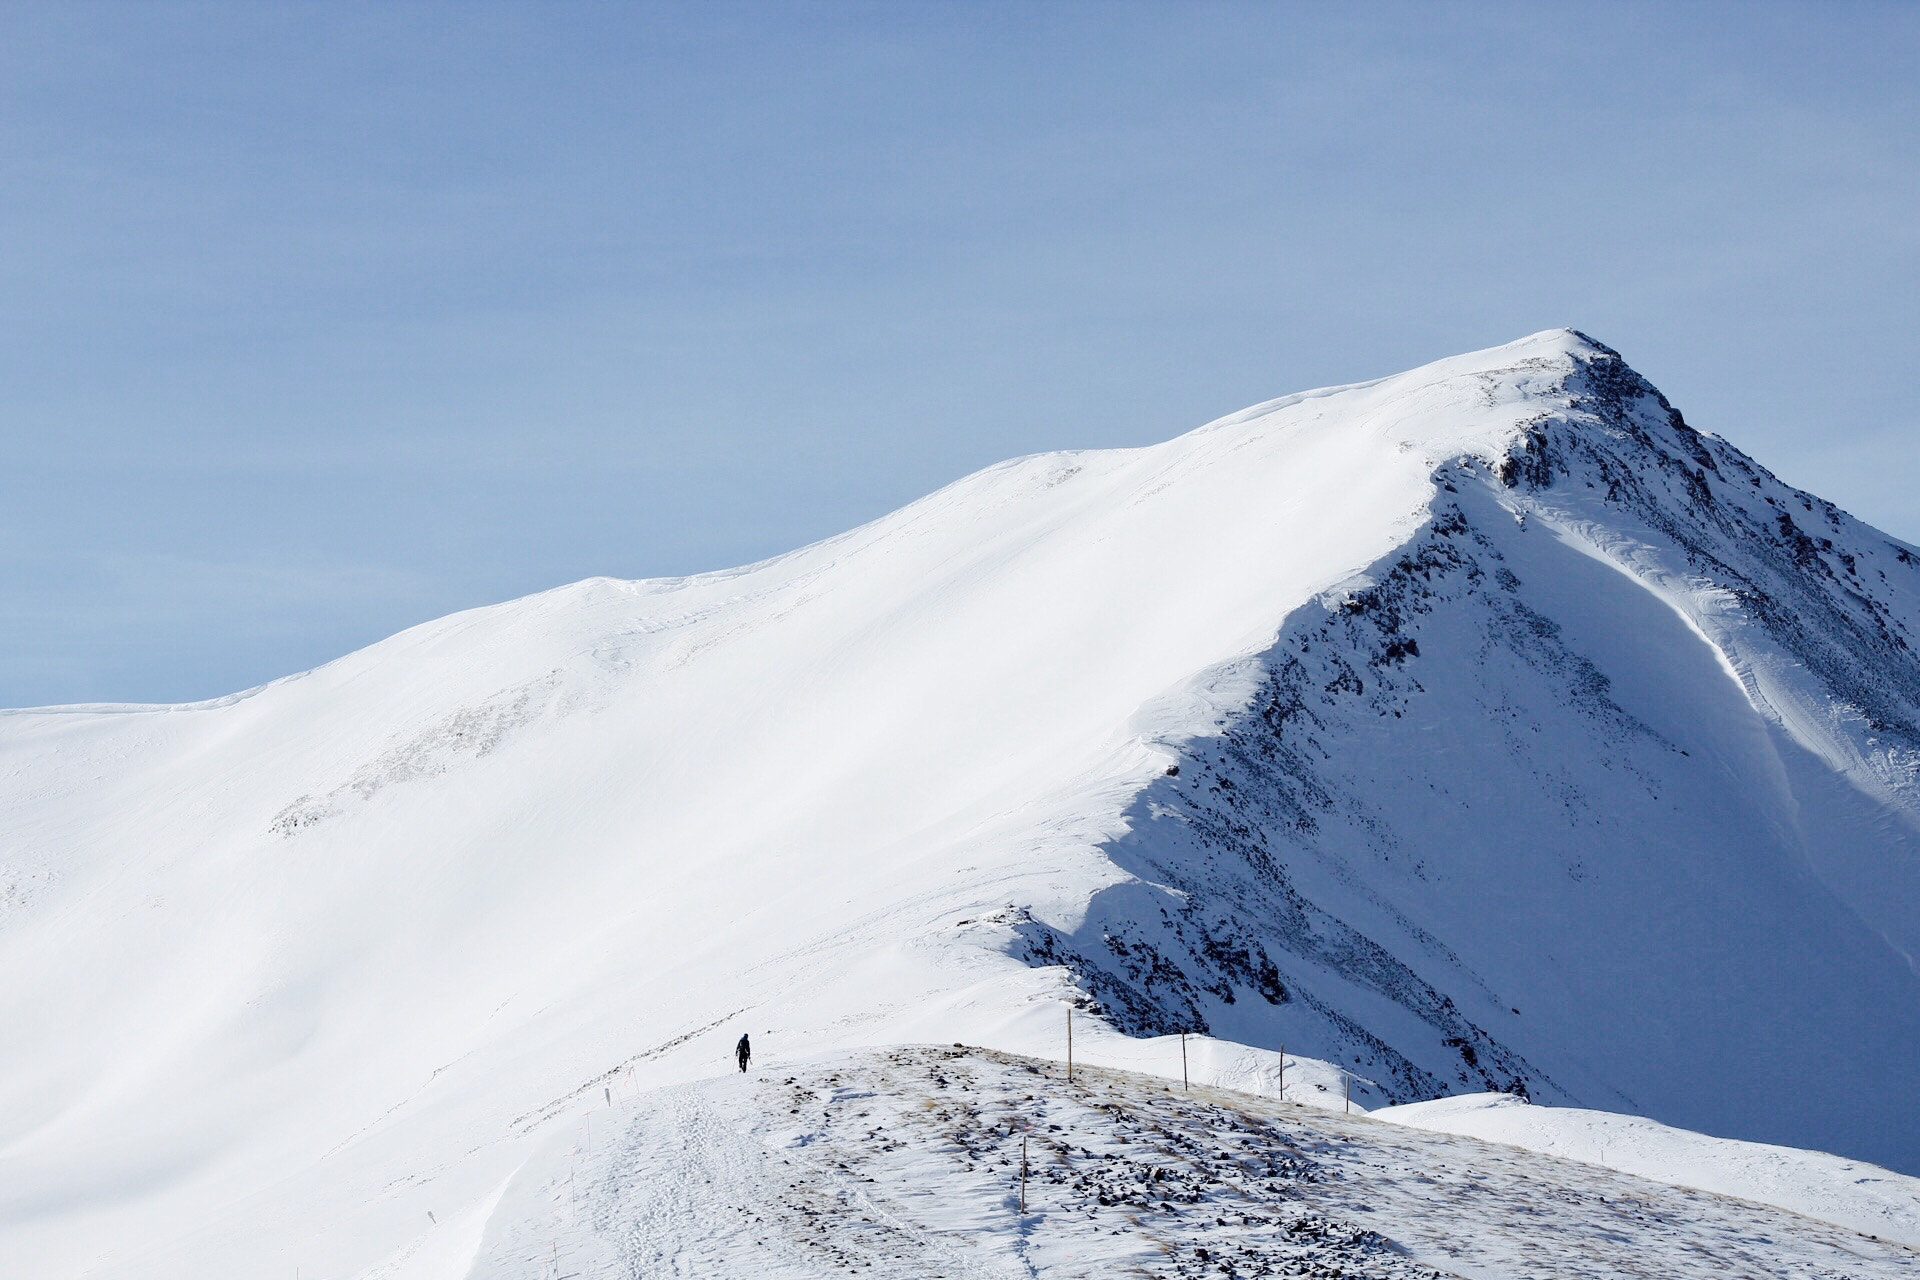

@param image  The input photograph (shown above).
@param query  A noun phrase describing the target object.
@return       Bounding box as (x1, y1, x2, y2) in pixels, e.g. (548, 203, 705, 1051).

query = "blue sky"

(4, 1, 1916, 706)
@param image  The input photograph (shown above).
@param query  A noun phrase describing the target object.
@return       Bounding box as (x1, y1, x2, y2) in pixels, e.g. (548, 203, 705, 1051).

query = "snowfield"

(5, 330, 1920, 1275)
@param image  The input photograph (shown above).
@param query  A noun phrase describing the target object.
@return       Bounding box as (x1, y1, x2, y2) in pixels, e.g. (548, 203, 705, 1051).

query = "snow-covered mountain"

(5, 330, 1920, 1277)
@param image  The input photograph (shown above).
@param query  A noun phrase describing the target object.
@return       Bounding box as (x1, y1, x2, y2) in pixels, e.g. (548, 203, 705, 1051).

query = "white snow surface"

(1375, 1091, 1920, 1251)
(6, 329, 1920, 1276)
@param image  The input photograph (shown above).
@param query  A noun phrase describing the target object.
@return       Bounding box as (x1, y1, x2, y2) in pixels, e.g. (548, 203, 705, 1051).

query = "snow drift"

(1375, 1090, 1920, 1249)
(4, 329, 1920, 1276)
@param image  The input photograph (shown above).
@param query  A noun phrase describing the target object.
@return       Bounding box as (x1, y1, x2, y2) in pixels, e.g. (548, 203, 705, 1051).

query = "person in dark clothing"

(735, 1033, 751, 1073)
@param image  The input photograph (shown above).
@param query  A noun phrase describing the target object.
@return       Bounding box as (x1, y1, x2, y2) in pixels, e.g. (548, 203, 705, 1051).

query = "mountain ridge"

(0, 327, 1616, 720)
(5, 330, 1920, 1276)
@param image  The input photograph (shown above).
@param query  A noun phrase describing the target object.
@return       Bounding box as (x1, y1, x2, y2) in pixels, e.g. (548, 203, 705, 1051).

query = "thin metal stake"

(1066, 1007, 1073, 1083)
(1180, 1032, 1188, 1090)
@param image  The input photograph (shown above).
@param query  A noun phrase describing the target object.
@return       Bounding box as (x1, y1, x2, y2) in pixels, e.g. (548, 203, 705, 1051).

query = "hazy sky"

(4, 1, 1916, 707)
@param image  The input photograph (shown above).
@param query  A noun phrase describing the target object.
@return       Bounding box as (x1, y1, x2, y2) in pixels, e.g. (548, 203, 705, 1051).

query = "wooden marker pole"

(1180, 1032, 1188, 1090)
(1066, 1007, 1074, 1083)
(1019, 1130, 1029, 1214)
(1277, 1044, 1284, 1102)
(1343, 1074, 1350, 1115)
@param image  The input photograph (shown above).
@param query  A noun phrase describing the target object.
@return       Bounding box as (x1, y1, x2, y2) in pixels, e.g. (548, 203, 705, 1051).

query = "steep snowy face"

(1046, 334, 1920, 1171)
(3, 329, 1919, 1277)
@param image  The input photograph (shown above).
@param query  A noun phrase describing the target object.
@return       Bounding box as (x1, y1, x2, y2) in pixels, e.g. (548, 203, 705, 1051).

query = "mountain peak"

(1508, 325, 1613, 356)
(1190, 326, 1636, 483)
(9, 333, 1920, 1276)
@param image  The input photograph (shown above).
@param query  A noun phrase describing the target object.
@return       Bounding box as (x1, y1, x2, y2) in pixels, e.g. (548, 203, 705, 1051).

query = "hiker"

(735, 1033, 751, 1073)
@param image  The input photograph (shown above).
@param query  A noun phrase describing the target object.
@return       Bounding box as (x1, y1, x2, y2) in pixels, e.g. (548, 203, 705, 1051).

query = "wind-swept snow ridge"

(4, 330, 1920, 1277)
(475, 1045, 1920, 1279)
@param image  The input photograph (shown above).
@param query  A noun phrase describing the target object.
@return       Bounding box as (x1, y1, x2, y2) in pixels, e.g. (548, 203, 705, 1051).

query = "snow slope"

(4, 330, 1920, 1275)
(1376, 1091, 1920, 1250)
